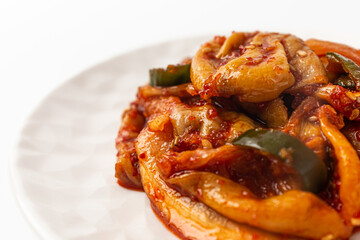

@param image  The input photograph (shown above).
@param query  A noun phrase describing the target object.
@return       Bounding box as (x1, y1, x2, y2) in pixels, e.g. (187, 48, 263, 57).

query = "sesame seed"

(245, 45, 255, 50)
(349, 109, 360, 120)
(201, 139, 213, 149)
(308, 116, 318, 122)
(251, 42, 262, 47)
(351, 217, 360, 226)
(321, 234, 334, 240)
(297, 50, 307, 57)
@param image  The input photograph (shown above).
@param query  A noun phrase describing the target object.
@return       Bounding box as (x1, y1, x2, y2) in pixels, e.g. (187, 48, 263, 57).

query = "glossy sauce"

(329, 85, 360, 121)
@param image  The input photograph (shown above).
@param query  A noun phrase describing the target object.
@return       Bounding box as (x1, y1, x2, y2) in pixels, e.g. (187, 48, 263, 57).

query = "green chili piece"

(326, 52, 360, 90)
(149, 64, 191, 87)
(333, 75, 356, 90)
(232, 129, 328, 193)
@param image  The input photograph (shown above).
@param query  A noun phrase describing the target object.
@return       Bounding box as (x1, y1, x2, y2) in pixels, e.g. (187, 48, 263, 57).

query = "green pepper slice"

(326, 52, 360, 90)
(232, 129, 328, 193)
(149, 64, 191, 87)
(333, 75, 356, 90)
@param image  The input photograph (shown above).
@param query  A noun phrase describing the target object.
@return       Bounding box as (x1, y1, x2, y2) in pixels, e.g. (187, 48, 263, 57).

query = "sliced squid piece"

(239, 97, 289, 128)
(115, 95, 183, 189)
(317, 105, 360, 226)
(169, 103, 256, 141)
(135, 124, 291, 240)
(305, 38, 360, 66)
(115, 102, 146, 189)
(167, 171, 351, 239)
(139, 95, 181, 117)
(216, 32, 245, 58)
(170, 104, 222, 137)
(283, 97, 327, 161)
(190, 37, 224, 93)
(191, 32, 295, 102)
(191, 32, 328, 102)
(156, 144, 240, 178)
(220, 111, 259, 141)
(282, 34, 328, 93)
(157, 143, 301, 198)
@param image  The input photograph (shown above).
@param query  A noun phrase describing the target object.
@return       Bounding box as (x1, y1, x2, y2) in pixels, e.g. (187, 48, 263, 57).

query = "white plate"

(11, 35, 360, 240)
(10, 35, 209, 240)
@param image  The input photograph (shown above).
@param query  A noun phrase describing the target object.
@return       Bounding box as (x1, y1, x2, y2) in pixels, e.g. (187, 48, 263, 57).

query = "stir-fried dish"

(115, 31, 360, 240)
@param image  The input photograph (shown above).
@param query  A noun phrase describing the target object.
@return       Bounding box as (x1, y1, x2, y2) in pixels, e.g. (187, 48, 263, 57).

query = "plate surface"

(11, 35, 209, 240)
(11, 35, 360, 240)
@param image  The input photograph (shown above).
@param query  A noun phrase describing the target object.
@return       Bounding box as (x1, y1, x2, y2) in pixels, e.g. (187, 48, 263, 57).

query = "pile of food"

(114, 31, 360, 240)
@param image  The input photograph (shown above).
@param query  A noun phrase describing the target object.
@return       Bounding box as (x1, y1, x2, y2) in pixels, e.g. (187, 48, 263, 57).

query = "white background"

(1, 0, 360, 239)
